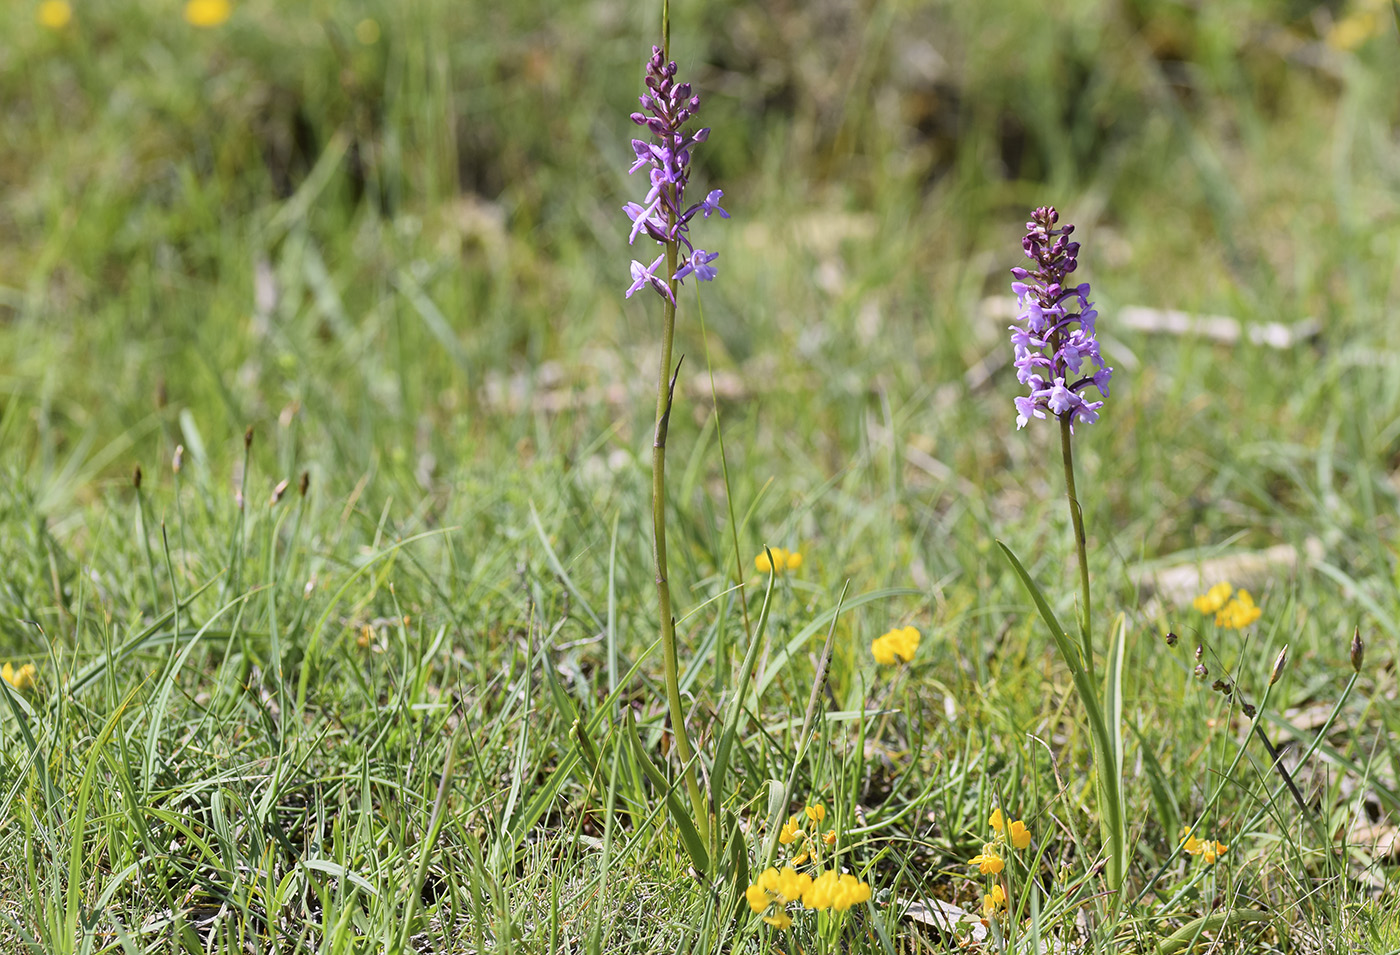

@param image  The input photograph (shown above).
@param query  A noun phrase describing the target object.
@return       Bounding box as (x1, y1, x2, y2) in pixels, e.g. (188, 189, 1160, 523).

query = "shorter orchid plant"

(997, 207, 1127, 897)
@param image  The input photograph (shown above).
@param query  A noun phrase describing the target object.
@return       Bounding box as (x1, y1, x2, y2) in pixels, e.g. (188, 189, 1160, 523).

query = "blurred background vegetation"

(4, 0, 1398, 509)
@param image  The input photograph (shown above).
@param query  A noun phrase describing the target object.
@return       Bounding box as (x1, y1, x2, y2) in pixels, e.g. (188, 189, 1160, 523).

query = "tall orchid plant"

(623, 43, 728, 848)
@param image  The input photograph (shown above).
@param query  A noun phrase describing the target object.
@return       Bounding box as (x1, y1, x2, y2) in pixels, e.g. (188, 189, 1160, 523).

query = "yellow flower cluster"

(745, 865, 872, 926)
(779, 804, 837, 861)
(755, 547, 802, 574)
(1192, 582, 1262, 629)
(871, 625, 919, 665)
(1192, 582, 1233, 614)
(37, 0, 72, 29)
(988, 808, 1032, 849)
(184, 0, 232, 27)
(3, 662, 37, 691)
(970, 842, 1004, 875)
(1180, 828, 1228, 864)
(971, 809, 1033, 875)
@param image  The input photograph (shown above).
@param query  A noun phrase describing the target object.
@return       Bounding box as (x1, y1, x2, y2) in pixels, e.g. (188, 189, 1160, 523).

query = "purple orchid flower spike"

(621, 47, 727, 301)
(1009, 207, 1112, 431)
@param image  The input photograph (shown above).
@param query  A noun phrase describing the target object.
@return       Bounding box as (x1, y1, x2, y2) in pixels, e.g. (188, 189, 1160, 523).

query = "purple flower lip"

(674, 249, 718, 282)
(622, 46, 726, 302)
(1009, 207, 1111, 431)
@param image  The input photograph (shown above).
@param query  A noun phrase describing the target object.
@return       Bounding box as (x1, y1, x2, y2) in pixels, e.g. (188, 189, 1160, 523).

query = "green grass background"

(1, 0, 1399, 951)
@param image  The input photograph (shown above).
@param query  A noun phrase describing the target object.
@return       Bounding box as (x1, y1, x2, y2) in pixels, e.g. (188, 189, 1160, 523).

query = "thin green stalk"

(1058, 415, 1093, 679)
(651, 208, 708, 847)
(1055, 415, 1121, 894)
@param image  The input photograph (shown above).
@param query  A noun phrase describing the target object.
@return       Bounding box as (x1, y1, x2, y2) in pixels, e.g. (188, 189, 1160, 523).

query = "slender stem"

(1058, 414, 1122, 894)
(1058, 414, 1094, 680)
(652, 215, 709, 848)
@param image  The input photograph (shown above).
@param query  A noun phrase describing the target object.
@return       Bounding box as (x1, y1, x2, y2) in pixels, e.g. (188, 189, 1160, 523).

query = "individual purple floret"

(1010, 207, 1112, 431)
(627, 254, 674, 303)
(623, 46, 726, 299)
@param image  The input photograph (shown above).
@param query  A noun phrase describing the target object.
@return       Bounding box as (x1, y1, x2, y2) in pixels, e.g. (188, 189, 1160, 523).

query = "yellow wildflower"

(1203, 840, 1228, 864)
(1215, 589, 1262, 630)
(802, 869, 836, 910)
(1193, 582, 1233, 615)
(805, 803, 826, 823)
(779, 815, 803, 845)
(791, 851, 809, 866)
(747, 865, 812, 923)
(801, 870, 870, 911)
(37, 0, 72, 29)
(745, 883, 770, 913)
(871, 625, 920, 665)
(1179, 827, 1204, 855)
(775, 866, 810, 902)
(970, 843, 1004, 875)
(988, 808, 1005, 832)
(822, 828, 837, 847)
(755, 546, 802, 574)
(1009, 819, 1032, 850)
(832, 872, 871, 910)
(3, 663, 37, 691)
(184, 0, 232, 27)
(982, 883, 1006, 917)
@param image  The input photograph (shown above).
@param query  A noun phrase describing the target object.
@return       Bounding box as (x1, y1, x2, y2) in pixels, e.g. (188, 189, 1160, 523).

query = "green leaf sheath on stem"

(651, 222, 709, 850)
(626, 710, 710, 875)
(997, 541, 1123, 893)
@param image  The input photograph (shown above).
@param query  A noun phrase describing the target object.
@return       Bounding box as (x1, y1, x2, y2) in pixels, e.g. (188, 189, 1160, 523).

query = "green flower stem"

(652, 219, 709, 850)
(1059, 415, 1094, 679)
(1058, 415, 1124, 895)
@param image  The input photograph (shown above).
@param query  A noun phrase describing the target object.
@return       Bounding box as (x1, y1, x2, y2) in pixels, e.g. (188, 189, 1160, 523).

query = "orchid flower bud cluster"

(623, 46, 728, 303)
(1010, 207, 1111, 430)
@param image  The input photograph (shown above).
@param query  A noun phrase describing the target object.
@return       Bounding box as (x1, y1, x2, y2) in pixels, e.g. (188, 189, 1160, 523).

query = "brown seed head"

(1164, 631, 1179, 647)
(1194, 663, 1208, 680)
(299, 470, 310, 498)
(1349, 627, 1364, 673)
(1270, 645, 1289, 686)
(133, 464, 143, 489)
(244, 426, 254, 451)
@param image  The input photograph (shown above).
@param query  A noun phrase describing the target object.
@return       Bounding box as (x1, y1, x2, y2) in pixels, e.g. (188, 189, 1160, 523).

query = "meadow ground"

(2, 0, 1400, 952)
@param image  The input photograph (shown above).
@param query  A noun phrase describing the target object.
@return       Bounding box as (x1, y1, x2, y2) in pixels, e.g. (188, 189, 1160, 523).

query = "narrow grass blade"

(711, 567, 776, 808)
